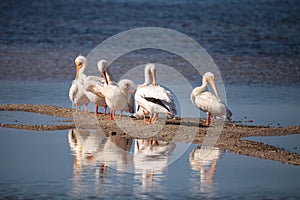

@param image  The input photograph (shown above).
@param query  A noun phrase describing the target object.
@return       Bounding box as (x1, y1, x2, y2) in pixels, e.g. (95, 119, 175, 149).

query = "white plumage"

(135, 85, 176, 116)
(135, 63, 177, 124)
(97, 79, 137, 120)
(69, 55, 90, 112)
(84, 60, 110, 115)
(190, 72, 232, 125)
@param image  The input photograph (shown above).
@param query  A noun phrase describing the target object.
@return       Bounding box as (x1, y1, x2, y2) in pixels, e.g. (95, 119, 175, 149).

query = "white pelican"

(190, 72, 232, 126)
(69, 55, 90, 113)
(84, 60, 110, 115)
(96, 79, 137, 120)
(135, 64, 177, 124)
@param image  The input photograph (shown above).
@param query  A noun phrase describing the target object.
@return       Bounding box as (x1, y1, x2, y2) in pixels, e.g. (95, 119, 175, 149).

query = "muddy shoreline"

(0, 104, 299, 166)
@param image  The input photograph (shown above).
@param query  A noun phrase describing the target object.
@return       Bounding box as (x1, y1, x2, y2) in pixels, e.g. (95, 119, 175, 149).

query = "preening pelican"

(69, 55, 90, 112)
(84, 60, 110, 115)
(190, 72, 232, 126)
(96, 79, 137, 120)
(135, 64, 177, 124)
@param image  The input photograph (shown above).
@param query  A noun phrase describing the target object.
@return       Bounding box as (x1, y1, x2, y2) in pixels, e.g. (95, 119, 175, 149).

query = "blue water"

(1, 0, 299, 86)
(0, 127, 299, 199)
(0, 111, 71, 125)
(244, 134, 300, 155)
(226, 85, 300, 127)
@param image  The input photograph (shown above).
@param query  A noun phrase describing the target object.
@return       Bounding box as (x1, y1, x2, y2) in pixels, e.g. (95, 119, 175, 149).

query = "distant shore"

(0, 104, 299, 166)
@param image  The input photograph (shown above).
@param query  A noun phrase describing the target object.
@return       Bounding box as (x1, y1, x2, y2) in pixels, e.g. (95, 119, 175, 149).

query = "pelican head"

(97, 59, 109, 84)
(118, 79, 137, 94)
(97, 59, 108, 73)
(75, 55, 87, 67)
(203, 72, 219, 98)
(74, 55, 87, 79)
(145, 63, 156, 86)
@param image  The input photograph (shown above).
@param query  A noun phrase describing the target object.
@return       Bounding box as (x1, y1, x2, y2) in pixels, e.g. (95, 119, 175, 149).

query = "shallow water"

(244, 134, 300, 155)
(0, 111, 71, 126)
(0, 80, 70, 107)
(226, 85, 300, 127)
(0, 127, 299, 199)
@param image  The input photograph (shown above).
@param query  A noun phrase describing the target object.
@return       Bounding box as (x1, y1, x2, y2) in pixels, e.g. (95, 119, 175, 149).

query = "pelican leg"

(112, 110, 116, 120)
(95, 105, 99, 115)
(75, 104, 79, 113)
(206, 113, 211, 126)
(151, 113, 158, 124)
(110, 109, 115, 120)
(119, 111, 123, 119)
(147, 113, 154, 124)
(109, 109, 113, 120)
(143, 110, 150, 124)
(103, 106, 107, 116)
(144, 118, 150, 124)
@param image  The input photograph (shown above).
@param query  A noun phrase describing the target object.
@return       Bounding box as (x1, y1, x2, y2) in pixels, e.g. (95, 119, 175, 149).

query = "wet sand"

(1, 104, 299, 166)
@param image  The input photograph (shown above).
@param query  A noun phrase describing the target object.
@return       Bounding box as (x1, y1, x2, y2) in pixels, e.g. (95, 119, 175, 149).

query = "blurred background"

(1, 0, 299, 86)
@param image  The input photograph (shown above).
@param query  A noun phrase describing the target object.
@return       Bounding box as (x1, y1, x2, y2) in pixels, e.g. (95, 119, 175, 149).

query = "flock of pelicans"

(69, 55, 232, 126)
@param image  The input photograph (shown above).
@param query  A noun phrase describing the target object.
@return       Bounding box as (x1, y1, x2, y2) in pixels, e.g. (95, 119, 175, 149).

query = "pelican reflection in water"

(68, 129, 107, 173)
(189, 146, 224, 196)
(69, 128, 133, 197)
(133, 139, 175, 194)
(68, 129, 132, 175)
(68, 128, 177, 198)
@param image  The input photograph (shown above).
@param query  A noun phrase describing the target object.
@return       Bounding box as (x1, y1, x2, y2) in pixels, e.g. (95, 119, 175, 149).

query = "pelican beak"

(207, 77, 219, 98)
(101, 63, 109, 84)
(75, 62, 79, 80)
(102, 70, 108, 85)
(128, 88, 136, 94)
(151, 70, 156, 86)
(105, 68, 113, 83)
(76, 61, 83, 69)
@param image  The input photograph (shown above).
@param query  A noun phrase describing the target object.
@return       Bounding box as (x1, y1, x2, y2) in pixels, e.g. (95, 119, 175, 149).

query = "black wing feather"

(143, 97, 170, 112)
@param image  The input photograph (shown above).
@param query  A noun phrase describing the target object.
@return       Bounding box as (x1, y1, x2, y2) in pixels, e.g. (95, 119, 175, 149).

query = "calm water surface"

(245, 134, 300, 155)
(0, 111, 71, 126)
(0, 127, 300, 199)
